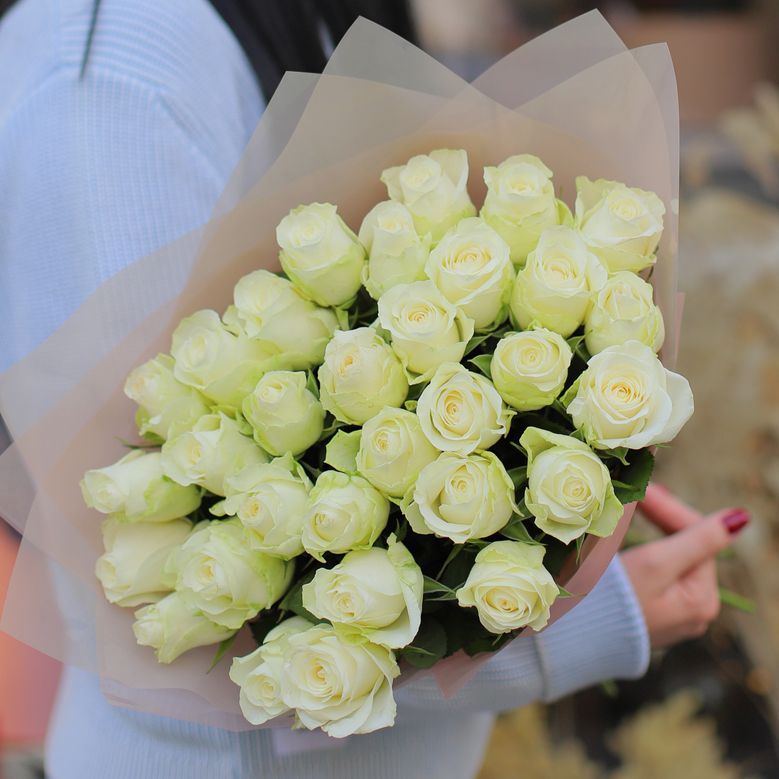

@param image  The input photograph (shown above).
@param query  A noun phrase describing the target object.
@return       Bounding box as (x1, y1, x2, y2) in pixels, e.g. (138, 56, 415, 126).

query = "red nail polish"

(723, 509, 750, 535)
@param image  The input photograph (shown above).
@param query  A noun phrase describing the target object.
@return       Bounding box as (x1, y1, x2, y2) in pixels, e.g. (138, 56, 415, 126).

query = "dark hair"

(60, 0, 415, 91)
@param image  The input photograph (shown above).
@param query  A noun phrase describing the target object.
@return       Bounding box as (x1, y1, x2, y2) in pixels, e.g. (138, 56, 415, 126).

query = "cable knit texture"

(0, 1, 650, 777)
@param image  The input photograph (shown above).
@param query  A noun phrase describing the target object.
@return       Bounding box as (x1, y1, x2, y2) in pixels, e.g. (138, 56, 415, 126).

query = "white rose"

(281, 624, 399, 737)
(491, 328, 573, 411)
(562, 340, 694, 450)
(381, 149, 476, 243)
(227, 270, 338, 369)
(356, 407, 438, 498)
(124, 354, 210, 442)
(510, 226, 608, 337)
(133, 592, 235, 664)
(171, 309, 281, 409)
(318, 328, 408, 425)
(426, 217, 515, 331)
(377, 281, 475, 382)
(81, 450, 201, 522)
(229, 616, 314, 725)
(456, 540, 558, 633)
(171, 518, 292, 629)
(302, 471, 389, 561)
(303, 536, 422, 649)
(417, 363, 512, 455)
(585, 272, 665, 355)
(277, 203, 365, 307)
(403, 451, 517, 543)
(242, 371, 324, 456)
(214, 454, 312, 560)
(520, 427, 623, 543)
(358, 201, 430, 300)
(95, 516, 193, 607)
(480, 154, 572, 266)
(575, 177, 665, 273)
(161, 412, 268, 496)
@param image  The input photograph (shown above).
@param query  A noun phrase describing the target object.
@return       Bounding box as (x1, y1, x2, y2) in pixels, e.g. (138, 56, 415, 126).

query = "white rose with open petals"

(426, 217, 515, 331)
(378, 281, 474, 382)
(416, 363, 512, 455)
(480, 154, 571, 266)
(456, 541, 558, 633)
(584, 272, 665, 355)
(359, 201, 430, 300)
(381, 149, 476, 243)
(510, 226, 607, 337)
(303, 536, 423, 649)
(575, 177, 665, 273)
(562, 340, 694, 450)
(277, 203, 366, 308)
(281, 624, 399, 737)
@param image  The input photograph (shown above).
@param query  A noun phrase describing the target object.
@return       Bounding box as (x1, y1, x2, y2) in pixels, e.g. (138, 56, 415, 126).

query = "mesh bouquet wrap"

(0, 12, 689, 736)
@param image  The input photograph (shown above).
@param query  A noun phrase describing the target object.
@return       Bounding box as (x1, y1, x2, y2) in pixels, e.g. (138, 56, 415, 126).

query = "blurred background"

(4, 0, 779, 777)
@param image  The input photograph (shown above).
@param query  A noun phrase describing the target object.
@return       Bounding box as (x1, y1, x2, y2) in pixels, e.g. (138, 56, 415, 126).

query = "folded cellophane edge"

(0, 11, 679, 729)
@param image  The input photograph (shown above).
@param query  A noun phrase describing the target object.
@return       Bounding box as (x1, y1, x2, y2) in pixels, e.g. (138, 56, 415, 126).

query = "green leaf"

(423, 575, 458, 602)
(557, 584, 577, 599)
(279, 571, 318, 621)
(335, 307, 350, 331)
(305, 370, 320, 400)
(601, 446, 630, 466)
(468, 354, 493, 380)
(500, 515, 540, 545)
(719, 586, 756, 613)
(506, 466, 528, 489)
(207, 632, 238, 673)
(399, 619, 447, 668)
(612, 448, 655, 504)
(464, 334, 491, 356)
(317, 415, 346, 443)
(324, 429, 361, 474)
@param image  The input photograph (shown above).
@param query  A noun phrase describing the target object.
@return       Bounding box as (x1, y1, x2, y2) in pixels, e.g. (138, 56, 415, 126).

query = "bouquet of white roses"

(80, 145, 692, 737)
(0, 12, 686, 737)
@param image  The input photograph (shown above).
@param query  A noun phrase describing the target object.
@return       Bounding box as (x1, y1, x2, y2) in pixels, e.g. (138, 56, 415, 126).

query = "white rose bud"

(585, 272, 665, 355)
(575, 177, 665, 273)
(171, 518, 292, 629)
(563, 341, 694, 450)
(359, 201, 430, 300)
(229, 616, 314, 725)
(281, 624, 399, 737)
(480, 154, 572, 266)
(242, 371, 324, 457)
(426, 217, 515, 331)
(381, 149, 476, 243)
(95, 516, 193, 607)
(378, 281, 475, 382)
(417, 363, 512, 455)
(302, 471, 389, 561)
(227, 270, 338, 369)
(521, 427, 623, 543)
(81, 450, 201, 522)
(161, 412, 268, 496)
(356, 407, 438, 498)
(403, 451, 517, 543)
(124, 354, 210, 442)
(276, 203, 365, 308)
(456, 541, 558, 633)
(318, 328, 408, 425)
(491, 328, 572, 411)
(510, 226, 608, 338)
(171, 309, 281, 409)
(133, 591, 235, 663)
(214, 454, 312, 560)
(303, 536, 423, 649)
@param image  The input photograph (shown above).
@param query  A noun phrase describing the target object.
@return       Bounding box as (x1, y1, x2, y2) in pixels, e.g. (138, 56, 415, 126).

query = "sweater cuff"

(533, 556, 650, 702)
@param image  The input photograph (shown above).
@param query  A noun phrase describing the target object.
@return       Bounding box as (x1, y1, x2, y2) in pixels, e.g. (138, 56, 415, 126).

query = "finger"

(639, 483, 702, 534)
(651, 508, 747, 585)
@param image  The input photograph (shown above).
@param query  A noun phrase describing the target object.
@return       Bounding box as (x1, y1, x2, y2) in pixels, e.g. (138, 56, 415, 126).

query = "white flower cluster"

(82, 148, 692, 738)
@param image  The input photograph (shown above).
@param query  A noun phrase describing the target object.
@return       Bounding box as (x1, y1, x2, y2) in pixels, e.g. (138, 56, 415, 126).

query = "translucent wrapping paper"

(0, 11, 679, 730)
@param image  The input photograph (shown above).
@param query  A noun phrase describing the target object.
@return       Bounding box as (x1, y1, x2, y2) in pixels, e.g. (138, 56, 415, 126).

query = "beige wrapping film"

(0, 11, 679, 728)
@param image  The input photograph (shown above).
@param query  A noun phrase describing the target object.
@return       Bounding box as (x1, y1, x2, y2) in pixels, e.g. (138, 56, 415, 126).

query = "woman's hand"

(621, 483, 749, 649)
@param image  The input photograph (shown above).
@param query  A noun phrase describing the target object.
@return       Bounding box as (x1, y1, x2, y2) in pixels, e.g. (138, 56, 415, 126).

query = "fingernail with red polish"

(723, 509, 750, 535)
